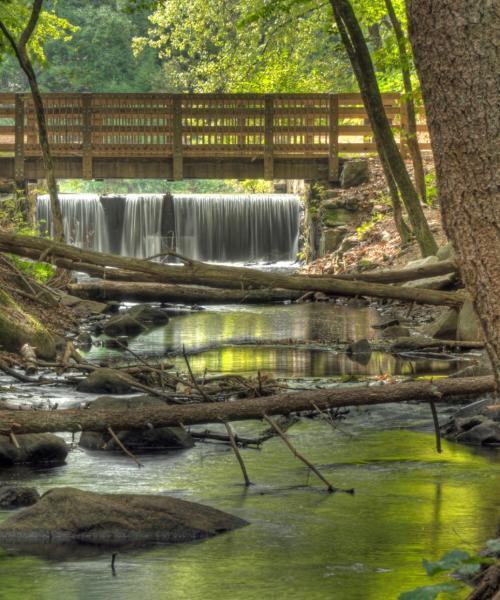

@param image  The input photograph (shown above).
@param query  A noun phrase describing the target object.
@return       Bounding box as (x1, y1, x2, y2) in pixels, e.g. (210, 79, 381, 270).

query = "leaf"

(398, 583, 458, 600)
(486, 538, 500, 554)
(423, 549, 471, 576)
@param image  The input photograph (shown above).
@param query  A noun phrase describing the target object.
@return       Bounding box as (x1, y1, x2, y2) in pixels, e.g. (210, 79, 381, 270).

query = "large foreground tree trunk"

(0, 376, 494, 434)
(0, 0, 64, 241)
(406, 0, 500, 389)
(329, 0, 437, 256)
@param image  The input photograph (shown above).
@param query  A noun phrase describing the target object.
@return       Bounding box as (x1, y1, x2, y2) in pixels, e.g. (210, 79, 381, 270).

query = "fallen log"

(67, 281, 303, 304)
(0, 376, 493, 434)
(0, 233, 466, 306)
(331, 259, 457, 284)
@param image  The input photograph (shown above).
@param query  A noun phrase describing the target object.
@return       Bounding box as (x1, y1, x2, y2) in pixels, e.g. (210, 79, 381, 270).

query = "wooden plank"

(14, 94, 24, 183)
(172, 95, 183, 180)
(264, 95, 274, 180)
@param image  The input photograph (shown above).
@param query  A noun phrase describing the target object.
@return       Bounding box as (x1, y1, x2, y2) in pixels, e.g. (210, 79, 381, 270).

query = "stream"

(0, 302, 498, 600)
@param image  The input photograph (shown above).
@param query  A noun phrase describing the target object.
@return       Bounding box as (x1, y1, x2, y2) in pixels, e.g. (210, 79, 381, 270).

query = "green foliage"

(425, 171, 438, 206)
(9, 255, 55, 283)
(58, 178, 249, 194)
(399, 545, 500, 600)
(356, 211, 384, 239)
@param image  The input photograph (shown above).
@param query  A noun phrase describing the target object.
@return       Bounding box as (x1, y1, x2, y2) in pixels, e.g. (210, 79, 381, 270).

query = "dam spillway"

(37, 193, 300, 263)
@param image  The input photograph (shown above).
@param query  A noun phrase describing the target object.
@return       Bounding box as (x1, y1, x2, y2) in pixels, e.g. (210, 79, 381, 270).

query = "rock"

(76, 367, 139, 394)
(404, 255, 439, 270)
(0, 486, 40, 509)
(436, 241, 455, 261)
(71, 299, 109, 316)
(322, 207, 354, 227)
(102, 337, 128, 349)
(0, 434, 68, 466)
(321, 226, 349, 254)
(347, 339, 371, 355)
(455, 419, 500, 445)
(323, 189, 341, 200)
(381, 325, 411, 339)
(313, 292, 330, 302)
(340, 159, 369, 188)
(79, 395, 194, 452)
(103, 314, 145, 337)
(75, 332, 92, 348)
(126, 304, 169, 326)
(0, 487, 247, 545)
(346, 296, 370, 307)
(403, 272, 457, 290)
(457, 299, 483, 341)
(390, 335, 435, 351)
(0, 289, 56, 359)
(337, 236, 358, 258)
(423, 308, 459, 339)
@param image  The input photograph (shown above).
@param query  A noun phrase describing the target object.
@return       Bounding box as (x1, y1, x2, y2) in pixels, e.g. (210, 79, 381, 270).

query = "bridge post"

(328, 95, 339, 182)
(82, 93, 93, 180)
(14, 94, 25, 185)
(264, 95, 274, 180)
(172, 95, 183, 180)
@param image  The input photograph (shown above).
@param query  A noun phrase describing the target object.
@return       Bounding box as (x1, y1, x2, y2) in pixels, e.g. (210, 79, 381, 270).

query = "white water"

(36, 192, 300, 262)
(37, 194, 110, 252)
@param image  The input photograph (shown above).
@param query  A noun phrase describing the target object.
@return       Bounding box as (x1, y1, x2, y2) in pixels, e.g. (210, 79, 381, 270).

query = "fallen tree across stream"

(0, 232, 466, 306)
(0, 376, 494, 434)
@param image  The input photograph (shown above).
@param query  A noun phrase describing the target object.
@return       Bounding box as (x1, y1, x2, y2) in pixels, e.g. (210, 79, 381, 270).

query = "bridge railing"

(0, 92, 430, 181)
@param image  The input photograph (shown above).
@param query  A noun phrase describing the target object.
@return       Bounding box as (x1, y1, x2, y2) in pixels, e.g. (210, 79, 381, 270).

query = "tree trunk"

(384, 0, 427, 203)
(0, 0, 64, 241)
(406, 0, 500, 389)
(68, 281, 304, 304)
(329, 0, 437, 256)
(0, 376, 493, 434)
(0, 232, 465, 306)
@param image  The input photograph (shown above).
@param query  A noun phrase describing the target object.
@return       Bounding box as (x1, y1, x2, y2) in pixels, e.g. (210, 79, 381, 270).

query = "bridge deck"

(0, 92, 430, 182)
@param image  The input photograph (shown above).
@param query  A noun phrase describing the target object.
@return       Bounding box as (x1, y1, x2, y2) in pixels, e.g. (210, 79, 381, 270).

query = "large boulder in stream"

(102, 304, 169, 337)
(0, 487, 247, 544)
(76, 367, 140, 394)
(79, 395, 194, 452)
(0, 289, 56, 359)
(0, 434, 68, 466)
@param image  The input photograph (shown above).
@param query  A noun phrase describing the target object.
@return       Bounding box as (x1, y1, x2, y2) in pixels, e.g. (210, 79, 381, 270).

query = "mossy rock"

(0, 290, 56, 359)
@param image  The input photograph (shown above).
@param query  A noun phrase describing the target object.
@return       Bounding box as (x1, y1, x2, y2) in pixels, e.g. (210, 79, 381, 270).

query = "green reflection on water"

(0, 424, 498, 600)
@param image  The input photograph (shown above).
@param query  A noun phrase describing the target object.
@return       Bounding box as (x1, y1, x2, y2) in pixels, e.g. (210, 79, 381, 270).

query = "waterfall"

(173, 194, 300, 263)
(120, 194, 165, 259)
(37, 194, 110, 252)
(36, 192, 300, 263)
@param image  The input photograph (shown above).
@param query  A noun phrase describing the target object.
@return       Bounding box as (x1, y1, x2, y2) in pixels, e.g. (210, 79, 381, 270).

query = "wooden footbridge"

(0, 92, 429, 183)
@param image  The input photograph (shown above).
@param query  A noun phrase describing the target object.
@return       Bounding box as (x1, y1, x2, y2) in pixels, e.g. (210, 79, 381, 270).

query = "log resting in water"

(0, 232, 465, 306)
(67, 281, 303, 304)
(0, 376, 494, 434)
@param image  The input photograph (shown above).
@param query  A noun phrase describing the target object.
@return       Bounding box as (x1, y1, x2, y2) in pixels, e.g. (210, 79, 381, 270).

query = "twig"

(221, 420, 252, 486)
(262, 414, 354, 494)
(429, 398, 442, 453)
(182, 345, 212, 402)
(107, 427, 143, 468)
(9, 431, 20, 448)
(111, 553, 117, 577)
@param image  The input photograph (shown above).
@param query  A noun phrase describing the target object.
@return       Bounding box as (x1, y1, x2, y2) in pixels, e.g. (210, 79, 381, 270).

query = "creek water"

(0, 303, 498, 600)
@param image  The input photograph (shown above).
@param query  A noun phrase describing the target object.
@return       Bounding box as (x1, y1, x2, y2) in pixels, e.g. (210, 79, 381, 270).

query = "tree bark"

(384, 0, 427, 203)
(329, 0, 437, 256)
(0, 232, 465, 306)
(0, 376, 493, 434)
(406, 0, 500, 389)
(67, 281, 303, 304)
(0, 0, 64, 241)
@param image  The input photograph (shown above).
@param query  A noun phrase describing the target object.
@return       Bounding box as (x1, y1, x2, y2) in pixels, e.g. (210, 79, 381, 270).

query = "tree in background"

(407, 0, 500, 388)
(0, 0, 72, 241)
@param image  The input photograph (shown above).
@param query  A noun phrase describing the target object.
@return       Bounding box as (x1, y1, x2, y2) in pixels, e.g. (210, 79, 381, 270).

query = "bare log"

(332, 259, 457, 284)
(68, 281, 302, 304)
(0, 376, 493, 434)
(0, 233, 465, 306)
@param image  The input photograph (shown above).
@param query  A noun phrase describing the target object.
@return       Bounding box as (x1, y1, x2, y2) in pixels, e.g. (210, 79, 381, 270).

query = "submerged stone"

(103, 314, 145, 337)
(0, 434, 68, 467)
(79, 395, 194, 452)
(76, 367, 139, 394)
(126, 304, 169, 326)
(0, 487, 247, 544)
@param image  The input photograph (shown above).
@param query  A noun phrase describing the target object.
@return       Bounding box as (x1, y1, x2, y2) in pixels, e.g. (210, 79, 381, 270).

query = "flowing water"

(1, 303, 498, 600)
(36, 193, 300, 263)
